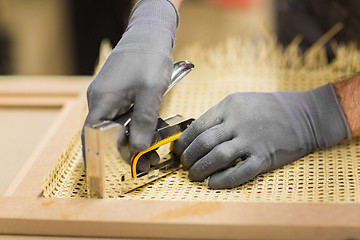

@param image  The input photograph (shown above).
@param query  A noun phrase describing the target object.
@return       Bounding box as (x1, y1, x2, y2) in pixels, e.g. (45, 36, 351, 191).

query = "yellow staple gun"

(84, 61, 194, 198)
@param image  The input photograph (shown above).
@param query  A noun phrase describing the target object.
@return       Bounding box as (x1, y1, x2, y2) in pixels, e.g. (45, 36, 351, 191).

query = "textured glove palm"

(174, 83, 351, 189)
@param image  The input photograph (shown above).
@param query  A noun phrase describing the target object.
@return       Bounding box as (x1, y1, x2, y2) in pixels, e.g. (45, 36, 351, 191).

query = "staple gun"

(84, 61, 194, 198)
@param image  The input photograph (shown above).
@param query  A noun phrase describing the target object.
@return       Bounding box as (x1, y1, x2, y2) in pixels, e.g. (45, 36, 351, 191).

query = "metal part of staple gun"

(84, 61, 194, 198)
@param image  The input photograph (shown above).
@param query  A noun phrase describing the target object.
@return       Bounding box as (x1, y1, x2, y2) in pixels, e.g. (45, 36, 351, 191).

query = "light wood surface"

(0, 76, 90, 197)
(0, 236, 138, 240)
(0, 107, 59, 195)
(7, 99, 86, 197)
(1, 197, 360, 239)
(0, 236, 137, 240)
(0, 75, 90, 97)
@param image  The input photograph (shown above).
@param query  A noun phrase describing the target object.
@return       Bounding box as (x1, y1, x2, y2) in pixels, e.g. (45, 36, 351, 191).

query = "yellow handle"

(130, 132, 182, 178)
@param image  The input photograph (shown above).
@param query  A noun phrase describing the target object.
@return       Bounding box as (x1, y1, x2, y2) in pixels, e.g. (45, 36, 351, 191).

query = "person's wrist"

(114, 0, 179, 59)
(334, 76, 360, 137)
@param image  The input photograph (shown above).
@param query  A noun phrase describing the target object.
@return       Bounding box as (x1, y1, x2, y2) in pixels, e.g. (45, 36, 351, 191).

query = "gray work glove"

(173, 83, 351, 189)
(82, 0, 179, 160)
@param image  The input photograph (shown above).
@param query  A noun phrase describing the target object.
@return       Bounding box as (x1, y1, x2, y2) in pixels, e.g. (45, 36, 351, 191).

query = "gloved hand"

(173, 83, 351, 189)
(82, 0, 179, 161)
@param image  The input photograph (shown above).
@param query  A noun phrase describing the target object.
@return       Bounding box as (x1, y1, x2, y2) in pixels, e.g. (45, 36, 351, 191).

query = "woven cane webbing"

(42, 37, 360, 202)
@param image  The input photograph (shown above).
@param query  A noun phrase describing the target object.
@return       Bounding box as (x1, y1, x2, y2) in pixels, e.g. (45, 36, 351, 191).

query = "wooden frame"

(0, 76, 360, 239)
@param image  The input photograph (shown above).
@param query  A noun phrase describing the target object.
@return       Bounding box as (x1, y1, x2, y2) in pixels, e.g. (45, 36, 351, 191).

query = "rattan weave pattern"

(42, 37, 360, 202)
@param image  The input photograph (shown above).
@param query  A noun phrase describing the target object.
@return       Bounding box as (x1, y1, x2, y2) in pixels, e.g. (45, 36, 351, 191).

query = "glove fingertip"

(136, 155, 151, 172)
(208, 167, 242, 189)
(172, 140, 183, 156)
(208, 174, 228, 190)
(188, 167, 202, 182)
(179, 152, 193, 170)
(148, 151, 160, 166)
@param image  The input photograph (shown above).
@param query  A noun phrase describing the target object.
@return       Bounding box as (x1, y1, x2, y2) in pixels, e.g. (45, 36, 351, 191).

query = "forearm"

(334, 75, 360, 137)
(171, 0, 183, 9)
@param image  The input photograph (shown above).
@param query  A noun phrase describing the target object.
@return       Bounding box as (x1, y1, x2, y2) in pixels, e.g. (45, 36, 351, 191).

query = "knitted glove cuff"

(308, 82, 352, 147)
(274, 83, 351, 151)
(114, 0, 179, 59)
